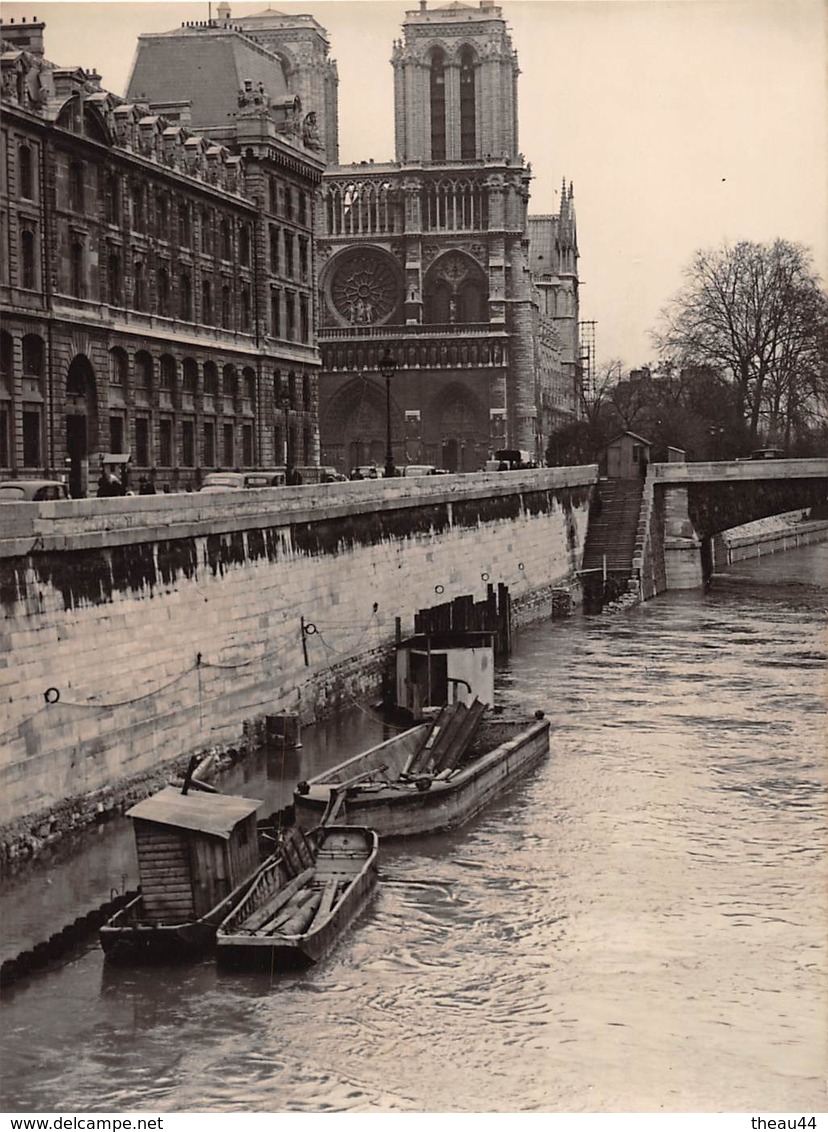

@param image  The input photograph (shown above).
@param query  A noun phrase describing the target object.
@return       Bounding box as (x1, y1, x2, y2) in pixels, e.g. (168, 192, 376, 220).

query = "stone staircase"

(582, 477, 645, 577)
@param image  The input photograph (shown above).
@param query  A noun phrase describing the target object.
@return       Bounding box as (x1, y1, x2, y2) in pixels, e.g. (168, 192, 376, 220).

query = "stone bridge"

(636, 459, 828, 594)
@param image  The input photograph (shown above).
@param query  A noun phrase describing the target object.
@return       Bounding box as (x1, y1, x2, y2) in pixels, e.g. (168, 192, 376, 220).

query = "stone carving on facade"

(273, 94, 302, 137)
(301, 111, 323, 150)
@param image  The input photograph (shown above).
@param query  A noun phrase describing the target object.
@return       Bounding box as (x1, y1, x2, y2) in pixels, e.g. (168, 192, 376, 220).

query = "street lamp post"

(380, 348, 397, 479)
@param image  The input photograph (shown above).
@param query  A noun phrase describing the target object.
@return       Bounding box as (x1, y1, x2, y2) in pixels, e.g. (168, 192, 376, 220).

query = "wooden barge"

(216, 825, 378, 970)
(293, 701, 550, 838)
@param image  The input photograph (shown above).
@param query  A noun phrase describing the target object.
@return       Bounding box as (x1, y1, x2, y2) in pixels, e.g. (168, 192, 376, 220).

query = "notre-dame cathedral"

(314, 0, 582, 472)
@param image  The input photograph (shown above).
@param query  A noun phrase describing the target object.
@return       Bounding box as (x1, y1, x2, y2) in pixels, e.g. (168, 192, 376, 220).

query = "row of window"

(9, 221, 312, 341)
(0, 407, 314, 474)
(268, 175, 312, 228)
(1, 334, 315, 414)
(14, 144, 313, 265)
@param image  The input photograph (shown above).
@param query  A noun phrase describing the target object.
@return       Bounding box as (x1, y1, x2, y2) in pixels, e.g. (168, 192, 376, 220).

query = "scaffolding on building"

(578, 320, 597, 403)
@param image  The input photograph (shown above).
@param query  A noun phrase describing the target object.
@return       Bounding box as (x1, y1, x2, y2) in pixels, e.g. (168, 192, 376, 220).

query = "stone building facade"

(0, 16, 324, 495)
(315, 0, 581, 474)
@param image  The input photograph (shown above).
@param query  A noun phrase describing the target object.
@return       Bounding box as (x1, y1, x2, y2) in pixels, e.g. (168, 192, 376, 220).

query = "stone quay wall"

(0, 467, 596, 839)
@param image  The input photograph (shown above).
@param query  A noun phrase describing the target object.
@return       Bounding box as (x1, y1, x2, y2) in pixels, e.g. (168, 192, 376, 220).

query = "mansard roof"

(127, 26, 289, 130)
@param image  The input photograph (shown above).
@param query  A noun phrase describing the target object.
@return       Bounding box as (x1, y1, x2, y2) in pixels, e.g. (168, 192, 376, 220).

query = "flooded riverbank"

(1, 543, 825, 1112)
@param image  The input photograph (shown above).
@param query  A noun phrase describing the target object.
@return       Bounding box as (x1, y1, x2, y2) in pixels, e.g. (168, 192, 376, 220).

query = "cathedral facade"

(316, 0, 581, 473)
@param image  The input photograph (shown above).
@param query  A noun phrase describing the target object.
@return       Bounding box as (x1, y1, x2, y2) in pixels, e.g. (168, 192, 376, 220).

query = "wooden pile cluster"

(414, 584, 512, 657)
(404, 698, 487, 779)
(227, 827, 324, 938)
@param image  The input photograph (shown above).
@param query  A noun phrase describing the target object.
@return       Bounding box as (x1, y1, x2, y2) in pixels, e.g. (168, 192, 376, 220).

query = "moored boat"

(216, 824, 378, 970)
(293, 700, 550, 838)
(100, 784, 267, 963)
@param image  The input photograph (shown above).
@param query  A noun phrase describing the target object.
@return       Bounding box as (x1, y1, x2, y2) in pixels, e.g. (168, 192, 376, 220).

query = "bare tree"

(653, 240, 828, 445)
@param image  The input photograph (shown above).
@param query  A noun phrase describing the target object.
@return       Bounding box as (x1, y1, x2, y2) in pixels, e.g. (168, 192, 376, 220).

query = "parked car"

(350, 466, 380, 480)
(0, 479, 70, 502)
(199, 471, 284, 493)
(320, 467, 348, 483)
(402, 464, 438, 477)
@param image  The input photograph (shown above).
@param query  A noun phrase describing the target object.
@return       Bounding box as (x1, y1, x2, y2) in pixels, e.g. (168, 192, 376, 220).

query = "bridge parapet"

(646, 459, 828, 591)
(651, 458, 828, 482)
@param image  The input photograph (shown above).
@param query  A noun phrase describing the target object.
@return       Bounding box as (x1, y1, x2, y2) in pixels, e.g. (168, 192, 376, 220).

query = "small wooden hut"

(126, 787, 262, 924)
(396, 631, 495, 720)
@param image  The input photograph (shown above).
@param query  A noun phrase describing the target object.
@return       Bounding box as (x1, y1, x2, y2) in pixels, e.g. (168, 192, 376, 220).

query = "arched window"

(109, 347, 128, 388)
(242, 367, 256, 402)
(240, 284, 251, 331)
(222, 364, 237, 401)
(19, 144, 34, 200)
(430, 48, 447, 162)
(221, 283, 232, 328)
(22, 335, 44, 376)
(182, 357, 198, 394)
(202, 278, 213, 324)
(159, 354, 176, 391)
(302, 374, 311, 411)
(459, 46, 477, 160)
(134, 350, 153, 391)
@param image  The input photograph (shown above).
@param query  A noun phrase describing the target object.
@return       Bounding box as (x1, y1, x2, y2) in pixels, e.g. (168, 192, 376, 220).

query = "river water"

(1, 544, 825, 1113)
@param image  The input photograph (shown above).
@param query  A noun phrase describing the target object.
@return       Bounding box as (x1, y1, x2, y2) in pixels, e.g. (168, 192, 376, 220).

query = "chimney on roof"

(2, 15, 46, 56)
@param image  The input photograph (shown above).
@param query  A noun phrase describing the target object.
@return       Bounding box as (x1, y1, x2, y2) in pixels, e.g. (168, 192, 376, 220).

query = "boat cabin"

(395, 631, 494, 719)
(125, 786, 263, 924)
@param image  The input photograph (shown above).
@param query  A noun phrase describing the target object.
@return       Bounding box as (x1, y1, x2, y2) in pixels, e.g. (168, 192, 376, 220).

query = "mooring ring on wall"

(481, 572, 490, 581)
(435, 584, 444, 594)
(44, 687, 60, 704)
(518, 562, 525, 571)
(304, 622, 318, 636)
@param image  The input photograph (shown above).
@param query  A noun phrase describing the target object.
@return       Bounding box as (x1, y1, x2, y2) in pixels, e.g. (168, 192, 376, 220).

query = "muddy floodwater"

(1, 543, 825, 1112)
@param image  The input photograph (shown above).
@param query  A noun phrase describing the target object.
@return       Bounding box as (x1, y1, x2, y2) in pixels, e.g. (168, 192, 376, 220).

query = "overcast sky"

(4, 0, 827, 367)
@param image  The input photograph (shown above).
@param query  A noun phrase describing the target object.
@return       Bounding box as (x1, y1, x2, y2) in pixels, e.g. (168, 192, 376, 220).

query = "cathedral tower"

(392, 0, 519, 164)
(317, 1, 543, 473)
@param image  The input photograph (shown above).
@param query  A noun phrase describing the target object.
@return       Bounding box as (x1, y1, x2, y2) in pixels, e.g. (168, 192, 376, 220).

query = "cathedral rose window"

(328, 248, 402, 327)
